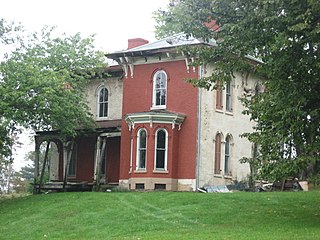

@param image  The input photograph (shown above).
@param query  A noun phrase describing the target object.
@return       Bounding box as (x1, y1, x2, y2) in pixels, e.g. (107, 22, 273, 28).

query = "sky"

(1, 0, 169, 170)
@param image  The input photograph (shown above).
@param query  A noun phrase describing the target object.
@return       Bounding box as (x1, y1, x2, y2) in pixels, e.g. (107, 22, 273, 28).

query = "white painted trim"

(152, 70, 167, 109)
(96, 86, 109, 120)
(154, 128, 168, 171)
(136, 128, 147, 171)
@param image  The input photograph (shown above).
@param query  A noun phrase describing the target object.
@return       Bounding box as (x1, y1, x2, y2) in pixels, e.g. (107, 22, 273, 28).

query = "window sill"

(150, 106, 166, 111)
(214, 174, 222, 178)
(134, 169, 147, 173)
(96, 117, 109, 121)
(215, 109, 223, 114)
(153, 169, 168, 174)
(225, 111, 233, 116)
(224, 175, 233, 179)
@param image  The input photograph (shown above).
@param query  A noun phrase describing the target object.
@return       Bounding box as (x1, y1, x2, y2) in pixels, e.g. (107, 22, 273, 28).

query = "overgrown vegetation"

(0, 19, 105, 162)
(0, 192, 319, 239)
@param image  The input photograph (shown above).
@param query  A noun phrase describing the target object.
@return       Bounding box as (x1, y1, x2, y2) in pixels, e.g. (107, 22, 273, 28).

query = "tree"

(0, 19, 106, 161)
(154, 0, 320, 181)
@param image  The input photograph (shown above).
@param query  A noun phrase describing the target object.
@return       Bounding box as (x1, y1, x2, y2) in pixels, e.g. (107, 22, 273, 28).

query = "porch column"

(63, 140, 74, 190)
(94, 136, 107, 191)
(33, 138, 41, 194)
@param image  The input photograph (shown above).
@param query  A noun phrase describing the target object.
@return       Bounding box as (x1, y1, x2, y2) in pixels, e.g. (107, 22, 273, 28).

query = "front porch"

(33, 122, 121, 193)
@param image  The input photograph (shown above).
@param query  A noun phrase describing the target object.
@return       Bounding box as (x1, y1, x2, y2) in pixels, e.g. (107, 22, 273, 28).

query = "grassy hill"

(0, 191, 319, 239)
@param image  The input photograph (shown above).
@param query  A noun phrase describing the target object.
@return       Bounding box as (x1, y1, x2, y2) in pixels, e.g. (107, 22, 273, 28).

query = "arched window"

(136, 128, 147, 170)
(224, 135, 231, 175)
(152, 70, 167, 109)
(98, 87, 108, 118)
(155, 129, 168, 170)
(226, 81, 232, 112)
(214, 133, 221, 174)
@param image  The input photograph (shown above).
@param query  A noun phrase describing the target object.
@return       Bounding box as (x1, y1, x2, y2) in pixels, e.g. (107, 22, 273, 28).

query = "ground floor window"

(224, 136, 231, 175)
(136, 128, 147, 170)
(155, 128, 168, 170)
(214, 133, 221, 174)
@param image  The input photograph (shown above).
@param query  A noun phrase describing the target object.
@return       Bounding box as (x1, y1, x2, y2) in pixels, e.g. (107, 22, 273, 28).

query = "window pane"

(98, 87, 108, 118)
(157, 130, 165, 148)
(156, 90, 161, 105)
(156, 150, 165, 168)
(139, 130, 146, 148)
(103, 89, 108, 101)
(103, 103, 108, 117)
(160, 90, 166, 105)
(153, 71, 167, 107)
(139, 150, 146, 169)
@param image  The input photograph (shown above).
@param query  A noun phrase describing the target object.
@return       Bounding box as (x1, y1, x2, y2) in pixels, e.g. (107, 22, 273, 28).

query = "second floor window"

(98, 87, 108, 118)
(152, 70, 167, 109)
(216, 81, 223, 110)
(226, 81, 232, 112)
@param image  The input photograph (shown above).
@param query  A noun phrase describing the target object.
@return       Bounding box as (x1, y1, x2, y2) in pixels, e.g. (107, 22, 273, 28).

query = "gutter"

(195, 65, 202, 190)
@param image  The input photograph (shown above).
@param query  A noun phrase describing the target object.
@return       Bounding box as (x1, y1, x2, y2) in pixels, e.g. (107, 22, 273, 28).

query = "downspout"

(196, 65, 202, 190)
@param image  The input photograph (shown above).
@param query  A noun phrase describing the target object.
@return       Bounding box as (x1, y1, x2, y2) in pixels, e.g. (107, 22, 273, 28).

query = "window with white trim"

(152, 70, 167, 109)
(136, 128, 147, 170)
(97, 87, 108, 119)
(155, 129, 168, 170)
(224, 136, 231, 175)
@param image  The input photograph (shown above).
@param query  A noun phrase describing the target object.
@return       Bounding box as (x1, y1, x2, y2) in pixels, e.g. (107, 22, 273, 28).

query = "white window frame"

(97, 86, 109, 120)
(154, 128, 168, 171)
(151, 70, 167, 110)
(136, 128, 147, 171)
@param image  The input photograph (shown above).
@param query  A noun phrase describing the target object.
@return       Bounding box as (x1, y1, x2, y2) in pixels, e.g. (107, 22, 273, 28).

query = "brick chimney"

(128, 38, 149, 49)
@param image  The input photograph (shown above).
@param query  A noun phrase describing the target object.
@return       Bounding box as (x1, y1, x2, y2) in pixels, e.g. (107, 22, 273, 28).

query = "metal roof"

(107, 33, 216, 58)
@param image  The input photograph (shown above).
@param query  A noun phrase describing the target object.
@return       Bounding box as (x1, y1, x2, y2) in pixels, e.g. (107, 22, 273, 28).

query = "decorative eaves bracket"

(119, 56, 134, 78)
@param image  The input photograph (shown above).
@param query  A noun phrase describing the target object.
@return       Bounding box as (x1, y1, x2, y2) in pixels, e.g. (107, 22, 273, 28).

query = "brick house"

(33, 34, 261, 192)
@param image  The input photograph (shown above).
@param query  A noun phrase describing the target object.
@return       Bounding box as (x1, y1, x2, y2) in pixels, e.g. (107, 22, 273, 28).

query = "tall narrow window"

(155, 129, 168, 170)
(216, 81, 223, 110)
(67, 142, 77, 177)
(224, 136, 231, 175)
(136, 129, 147, 170)
(152, 70, 167, 109)
(98, 87, 108, 118)
(226, 81, 232, 112)
(214, 133, 221, 174)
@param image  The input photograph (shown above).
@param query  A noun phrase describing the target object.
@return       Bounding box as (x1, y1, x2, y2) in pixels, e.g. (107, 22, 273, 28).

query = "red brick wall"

(120, 60, 198, 180)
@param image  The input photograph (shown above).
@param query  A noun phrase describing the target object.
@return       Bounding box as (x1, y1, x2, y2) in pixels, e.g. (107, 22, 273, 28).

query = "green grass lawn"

(0, 191, 319, 240)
